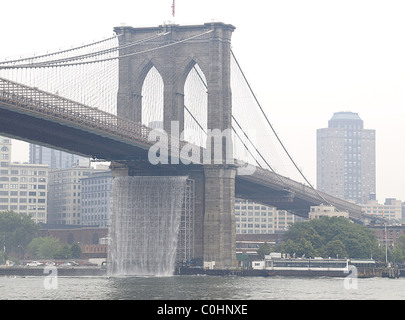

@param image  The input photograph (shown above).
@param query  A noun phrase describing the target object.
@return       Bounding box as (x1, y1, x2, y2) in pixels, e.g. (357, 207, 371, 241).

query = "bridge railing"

(245, 166, 362, 215)
(0, 77, 153, 146)
(0, 77, 363, 216)
(0, 77, 208, 159)
(0, 77, 220, 163)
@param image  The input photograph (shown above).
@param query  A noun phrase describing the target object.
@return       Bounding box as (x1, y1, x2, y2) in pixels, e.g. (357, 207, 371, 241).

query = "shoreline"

(0, 266, 107, 277)
(1, 266, 403, 278)
(175, 267, 380, 278)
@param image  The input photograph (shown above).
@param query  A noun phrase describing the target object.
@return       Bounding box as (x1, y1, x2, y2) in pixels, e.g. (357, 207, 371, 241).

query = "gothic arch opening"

(141, 66, 164, 130)
(183, 63, 208, 147)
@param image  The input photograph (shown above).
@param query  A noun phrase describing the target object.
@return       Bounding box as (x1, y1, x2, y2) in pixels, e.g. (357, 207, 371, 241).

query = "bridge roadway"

(0, 77, 368, 222)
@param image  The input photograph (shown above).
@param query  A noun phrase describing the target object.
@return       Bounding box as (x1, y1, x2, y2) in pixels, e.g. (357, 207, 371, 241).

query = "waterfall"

(108, 176, 188, 276)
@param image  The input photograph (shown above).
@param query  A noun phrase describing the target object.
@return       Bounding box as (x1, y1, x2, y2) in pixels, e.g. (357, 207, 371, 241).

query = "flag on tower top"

(172, 0, 175, 17)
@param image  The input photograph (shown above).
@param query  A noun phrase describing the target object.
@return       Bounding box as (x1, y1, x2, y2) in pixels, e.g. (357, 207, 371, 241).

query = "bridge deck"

(0, 77, 367, 221)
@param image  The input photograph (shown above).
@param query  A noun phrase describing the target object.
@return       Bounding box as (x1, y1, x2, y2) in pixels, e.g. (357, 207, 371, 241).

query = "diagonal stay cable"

(185, 89, 262, 167)
(184, 104, 207, 134)
(231, 49, 333, 205)
(193, 65, 279, 172)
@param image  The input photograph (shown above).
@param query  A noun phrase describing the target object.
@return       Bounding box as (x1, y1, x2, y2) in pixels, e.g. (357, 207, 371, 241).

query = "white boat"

(252, 256, 350, 277)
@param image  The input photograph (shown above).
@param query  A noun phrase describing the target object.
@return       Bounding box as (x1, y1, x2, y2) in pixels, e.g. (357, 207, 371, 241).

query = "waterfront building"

(236, 233, 283, 255)
(361, 198, 403, 221)
(47, 166, 107, 225)
(369, 224, 405, 248)
(317, 111, 376, 204)
(81, 169, 113, 227)
(0, 136, 49, 223)
(308, 204, 349, 219)
(402, 202, 405, 221)
(38, 225, 108, 259)
(235, 199, 299, 234)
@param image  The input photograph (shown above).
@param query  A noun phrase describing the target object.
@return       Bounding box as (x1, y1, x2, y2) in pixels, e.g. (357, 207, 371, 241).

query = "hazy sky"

(1, 0, 404, 202)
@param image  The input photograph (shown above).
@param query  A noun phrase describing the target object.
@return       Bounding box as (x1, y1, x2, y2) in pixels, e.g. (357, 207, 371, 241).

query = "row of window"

(82, 186, 111, 192)
(0, 177, 46, 182)
(0, 205, 46, 211)
(0, 184, 46, 189)
(51, 184, 81, 190)
(236, 211, 274, 217)
(235, 205, 272, 211)
(0, 169, 47, 175)
(0, 191, 46, 196)
(237, 216, 273, 221)
(0, 198, 46, 203)
(82, 200, 110, 206)
(82, 214, 109, 220)
(82, 178, 112, 185)
(50, 171, 91, 178)
(83, 207, 110, 214)
(238, 230, 276, 234)
(51, 199, 81, 205)
(237, 224, 274, 229)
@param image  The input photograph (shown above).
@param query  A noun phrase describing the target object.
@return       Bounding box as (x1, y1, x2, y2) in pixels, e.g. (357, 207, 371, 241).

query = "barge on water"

(177, 257, 354, 277)
(252, 257, 350, 277)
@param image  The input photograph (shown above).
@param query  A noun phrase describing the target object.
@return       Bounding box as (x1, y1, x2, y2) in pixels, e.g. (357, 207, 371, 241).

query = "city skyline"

(1, 0, 404, 202)
(29, 144, 90, 169)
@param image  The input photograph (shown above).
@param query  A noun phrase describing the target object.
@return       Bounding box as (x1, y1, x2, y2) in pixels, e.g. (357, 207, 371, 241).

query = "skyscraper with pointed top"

(317, 111, 376, 204)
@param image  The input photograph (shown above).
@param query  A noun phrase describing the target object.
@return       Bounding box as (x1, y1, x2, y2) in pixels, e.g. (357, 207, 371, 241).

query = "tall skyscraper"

(29, 144, 89, 169)
(317, 112, 376, 204)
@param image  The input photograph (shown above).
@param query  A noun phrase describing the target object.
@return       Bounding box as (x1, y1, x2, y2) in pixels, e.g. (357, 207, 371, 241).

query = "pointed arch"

(140, 61, 164, 128)
(183, 60, 208, 147)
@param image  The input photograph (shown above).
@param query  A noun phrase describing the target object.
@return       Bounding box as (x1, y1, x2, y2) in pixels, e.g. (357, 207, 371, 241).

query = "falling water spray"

(109, 176, 188, 276)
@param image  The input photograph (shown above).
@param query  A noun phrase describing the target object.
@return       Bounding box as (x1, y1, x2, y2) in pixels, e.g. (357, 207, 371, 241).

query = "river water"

(1, 275, 405, 300)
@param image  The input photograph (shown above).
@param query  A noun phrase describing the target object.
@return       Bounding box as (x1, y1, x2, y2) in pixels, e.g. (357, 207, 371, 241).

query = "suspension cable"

(0, 34, 121, 65)
(0, 30, 214, 70)
(230, 50, 333, 205)
(4, 32, 170, 68)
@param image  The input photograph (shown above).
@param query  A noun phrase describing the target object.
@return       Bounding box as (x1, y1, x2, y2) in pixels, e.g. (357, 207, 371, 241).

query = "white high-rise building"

(361, 198, 403, 221)
(235, 199, 298, 234)
(317, 112, 376, 204)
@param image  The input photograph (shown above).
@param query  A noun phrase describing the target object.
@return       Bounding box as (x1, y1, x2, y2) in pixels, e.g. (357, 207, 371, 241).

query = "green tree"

(54, 244, 72, 259)
(0, 211, 39, 258)
(257, 242, 271, 259)
(282, 239, 298, 256)
(275, 216, 380, 259)
(322, 239, 347, 258)
(27, 237, 61, 259)
(397, 235, 405, 251)
(70, 242, 82, 259)
(295, 238, 317, 257)
(390, 247, 403, 264)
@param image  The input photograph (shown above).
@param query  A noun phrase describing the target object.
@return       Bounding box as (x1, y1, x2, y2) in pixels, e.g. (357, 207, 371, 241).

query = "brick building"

(38, 225, 108, 258)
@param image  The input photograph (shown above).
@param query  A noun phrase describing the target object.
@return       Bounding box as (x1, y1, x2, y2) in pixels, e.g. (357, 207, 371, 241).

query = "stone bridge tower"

(113, 22, 236, 268)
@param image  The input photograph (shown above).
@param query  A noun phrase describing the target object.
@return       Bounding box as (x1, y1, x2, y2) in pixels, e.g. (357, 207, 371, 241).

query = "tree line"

(258, 216, 405, 264)
(0, 211, 81, 263)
